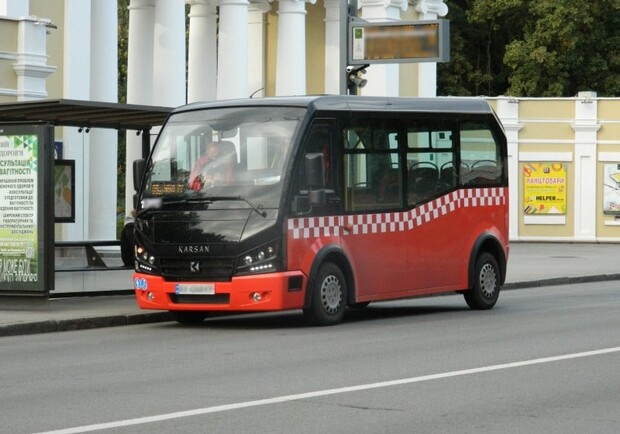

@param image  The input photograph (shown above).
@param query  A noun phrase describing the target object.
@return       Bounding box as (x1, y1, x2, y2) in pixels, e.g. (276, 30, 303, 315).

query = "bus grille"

(160, 257, 234, 282)
(169, 294, 230, 305)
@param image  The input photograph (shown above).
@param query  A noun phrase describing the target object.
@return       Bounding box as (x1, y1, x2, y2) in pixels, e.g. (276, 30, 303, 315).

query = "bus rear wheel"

(304, 263, 347, 326)
(170, 311, 208, 325)
(464, 252, 500, 310)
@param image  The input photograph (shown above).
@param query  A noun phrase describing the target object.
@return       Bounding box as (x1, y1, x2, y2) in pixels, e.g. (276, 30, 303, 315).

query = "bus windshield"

(142, 106, 306, 209)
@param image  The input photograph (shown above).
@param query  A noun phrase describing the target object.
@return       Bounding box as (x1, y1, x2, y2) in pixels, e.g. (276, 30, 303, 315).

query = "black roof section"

(175, 95, 494, 115)
(0, 99, 173, 131)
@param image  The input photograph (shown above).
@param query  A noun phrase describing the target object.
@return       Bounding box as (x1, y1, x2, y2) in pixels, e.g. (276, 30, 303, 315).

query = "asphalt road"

(1, 282, 619, 434)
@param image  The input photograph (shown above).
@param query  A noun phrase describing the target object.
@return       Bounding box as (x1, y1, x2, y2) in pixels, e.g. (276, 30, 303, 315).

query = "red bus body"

(132, 96, 509, 325)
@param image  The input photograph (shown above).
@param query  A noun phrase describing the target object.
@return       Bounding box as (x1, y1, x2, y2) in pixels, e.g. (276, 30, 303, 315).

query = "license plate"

(175, 284, 215, 295)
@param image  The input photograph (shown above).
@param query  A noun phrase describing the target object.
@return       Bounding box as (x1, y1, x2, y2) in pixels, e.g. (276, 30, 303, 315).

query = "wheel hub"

(320, 275, 342, 314)
(479, 263, 497, 299)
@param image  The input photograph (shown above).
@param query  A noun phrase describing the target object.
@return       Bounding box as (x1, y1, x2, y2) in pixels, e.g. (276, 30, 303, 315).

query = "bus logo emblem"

(190, 261, 200, 273)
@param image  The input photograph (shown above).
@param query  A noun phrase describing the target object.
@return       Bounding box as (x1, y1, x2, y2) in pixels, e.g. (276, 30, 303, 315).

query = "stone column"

(0, 0, 28, 15)
(357, 0, 406, 97)
(217, 0, 250, 100)
(89, 0, 118, 240)
(272, 0, 316, 96)
(62, 0, 92, 241)
(413, 0, 448, 97)
(187, 0, 218, 103)
(153, 0, 186, 107)
(248, 1, 270, 98)
(323, 0, 341, 95)
(496, 97, 524, 241)
(573, 91, 600, 241)
(125, 0, 155, 221)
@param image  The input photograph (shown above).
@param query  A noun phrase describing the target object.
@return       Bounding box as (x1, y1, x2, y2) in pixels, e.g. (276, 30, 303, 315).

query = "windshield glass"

(141, 106, 306, 209)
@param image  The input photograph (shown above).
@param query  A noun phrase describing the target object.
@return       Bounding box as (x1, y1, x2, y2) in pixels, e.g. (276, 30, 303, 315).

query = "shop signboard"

(0, 124, 54, 295)
(523, 162, 567, 215)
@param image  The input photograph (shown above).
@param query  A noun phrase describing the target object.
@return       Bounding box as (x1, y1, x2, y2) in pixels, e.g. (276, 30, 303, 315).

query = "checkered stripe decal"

(288, 188, 505, 240)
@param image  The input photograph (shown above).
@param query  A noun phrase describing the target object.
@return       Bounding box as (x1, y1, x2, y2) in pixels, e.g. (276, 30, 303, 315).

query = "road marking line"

(36, 346, 620, 434)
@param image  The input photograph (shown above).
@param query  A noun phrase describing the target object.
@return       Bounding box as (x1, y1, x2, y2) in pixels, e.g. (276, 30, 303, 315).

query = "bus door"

(341, 117, 408, 300)
(288, 121, 342, 276)
(405, 120, 463, 291)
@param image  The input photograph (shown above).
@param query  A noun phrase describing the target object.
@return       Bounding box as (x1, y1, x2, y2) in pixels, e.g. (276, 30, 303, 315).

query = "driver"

(188, 141, 222, 191)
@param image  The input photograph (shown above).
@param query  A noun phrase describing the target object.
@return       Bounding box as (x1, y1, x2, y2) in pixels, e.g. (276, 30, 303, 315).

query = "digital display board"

(349, 19, 450, 65)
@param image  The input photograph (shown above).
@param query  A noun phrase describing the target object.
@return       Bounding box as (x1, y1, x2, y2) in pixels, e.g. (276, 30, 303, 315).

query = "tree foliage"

(438, 0, 620, 97)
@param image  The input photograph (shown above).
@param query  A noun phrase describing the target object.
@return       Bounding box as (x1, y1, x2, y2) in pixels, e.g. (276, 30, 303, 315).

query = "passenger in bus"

(188, 141, 237, 191)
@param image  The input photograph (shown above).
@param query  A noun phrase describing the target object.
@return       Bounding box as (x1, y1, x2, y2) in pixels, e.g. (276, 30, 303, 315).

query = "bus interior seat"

(409, 166, 438, 202)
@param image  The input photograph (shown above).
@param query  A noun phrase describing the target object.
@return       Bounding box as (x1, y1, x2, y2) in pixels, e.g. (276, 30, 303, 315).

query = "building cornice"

(357, 0, 408, 12)
(412, 0, 448, 17)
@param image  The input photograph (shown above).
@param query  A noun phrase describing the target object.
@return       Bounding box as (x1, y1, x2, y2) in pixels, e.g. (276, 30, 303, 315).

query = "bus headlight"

(236, 241, 280, 275)
(135, 243, 159, 275)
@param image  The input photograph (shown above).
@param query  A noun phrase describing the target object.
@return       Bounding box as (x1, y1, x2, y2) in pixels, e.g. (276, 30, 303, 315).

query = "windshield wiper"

(137, 195, 267, 218)
(203, 195, 267, 217)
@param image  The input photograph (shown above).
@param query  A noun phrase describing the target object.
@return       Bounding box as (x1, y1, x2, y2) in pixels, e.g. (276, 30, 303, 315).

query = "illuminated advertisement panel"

(0, 124, 53, 294)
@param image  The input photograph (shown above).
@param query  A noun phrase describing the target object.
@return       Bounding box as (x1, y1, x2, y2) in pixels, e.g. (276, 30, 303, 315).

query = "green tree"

(438, 0, 528, 96)
(505, 0, 620, 96)
(439, 0, 620, 97)
(117, 0, 129, 234)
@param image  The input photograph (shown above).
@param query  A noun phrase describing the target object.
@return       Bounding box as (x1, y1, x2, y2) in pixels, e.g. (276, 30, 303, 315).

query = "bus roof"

(174, 95, 495, 116)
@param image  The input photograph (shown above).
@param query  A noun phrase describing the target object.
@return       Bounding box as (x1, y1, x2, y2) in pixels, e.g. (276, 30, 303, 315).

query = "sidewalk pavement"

(1, 242, 619, 337)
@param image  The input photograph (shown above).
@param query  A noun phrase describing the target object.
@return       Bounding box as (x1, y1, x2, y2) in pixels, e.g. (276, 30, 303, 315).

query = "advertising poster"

(54, 160, 75, 222)
(0, 124, 53, 294)
(603, 163, 620, 214)
(523, 162, 567, 215)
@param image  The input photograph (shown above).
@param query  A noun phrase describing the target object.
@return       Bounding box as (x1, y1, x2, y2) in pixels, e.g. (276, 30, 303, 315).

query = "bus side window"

(459, 123, 503, 186)
(405, 123, 456, 206)
(343, 122, 402, 212)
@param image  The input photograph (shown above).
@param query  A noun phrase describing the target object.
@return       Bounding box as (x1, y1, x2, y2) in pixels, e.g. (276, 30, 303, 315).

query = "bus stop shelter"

(0, 99, 172, 298)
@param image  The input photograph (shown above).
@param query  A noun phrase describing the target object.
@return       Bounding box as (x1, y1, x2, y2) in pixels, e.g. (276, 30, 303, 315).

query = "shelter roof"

(0, 99, 172, 131)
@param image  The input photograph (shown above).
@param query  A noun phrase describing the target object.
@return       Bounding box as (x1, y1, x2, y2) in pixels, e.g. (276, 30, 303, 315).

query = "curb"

(0, 312, 172, 338)
(503, 273, 620, 290)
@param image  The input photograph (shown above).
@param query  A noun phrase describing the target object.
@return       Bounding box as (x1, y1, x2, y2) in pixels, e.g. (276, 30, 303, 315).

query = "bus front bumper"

(133, 272, 307, 312)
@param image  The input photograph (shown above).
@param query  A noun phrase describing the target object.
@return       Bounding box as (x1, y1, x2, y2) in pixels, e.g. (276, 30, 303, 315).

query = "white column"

(62, 0, 92, 241)
(573, 92, 600, 241)
(0, 0, 28, 16)
(413, 0, 448, 97)
(358, 0, 406, 97)
(187, 0, 218, 103)
(153, 0, 186, 107)
(495, 97, 523, 241)
(89, 0, 118, 241)
(125, 0, 155, 221)
(323, 0, 341, 95)
(13, 18, 56, 101)
(248, 1, 270, 98)
(273, 0, 315, 96)
(217, 0, 249, 100)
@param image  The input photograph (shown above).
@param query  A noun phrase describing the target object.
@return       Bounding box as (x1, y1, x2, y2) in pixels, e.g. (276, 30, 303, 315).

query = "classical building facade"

(2, 0, 620, 242)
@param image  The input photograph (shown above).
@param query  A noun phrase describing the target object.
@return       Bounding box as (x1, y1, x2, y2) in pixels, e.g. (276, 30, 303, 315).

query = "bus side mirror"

(305, 152, 325, 189)
(133, 159, 146, 191)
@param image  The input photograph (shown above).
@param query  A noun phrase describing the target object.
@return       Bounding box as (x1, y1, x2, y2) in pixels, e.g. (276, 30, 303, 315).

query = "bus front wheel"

(464, 252, 500, 310)
(304, 263, 347, 326)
